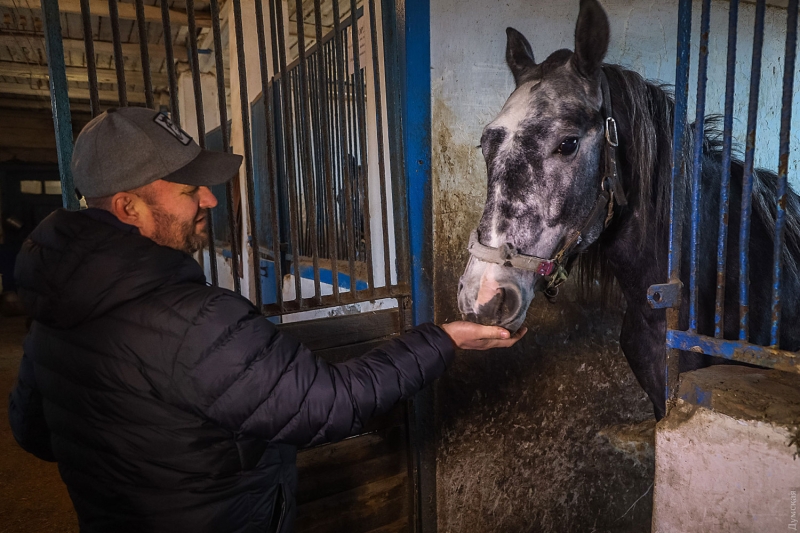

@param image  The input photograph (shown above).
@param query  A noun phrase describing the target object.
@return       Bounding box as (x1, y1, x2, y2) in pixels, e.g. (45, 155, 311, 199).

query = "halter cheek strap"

(467, 68, 627, 302)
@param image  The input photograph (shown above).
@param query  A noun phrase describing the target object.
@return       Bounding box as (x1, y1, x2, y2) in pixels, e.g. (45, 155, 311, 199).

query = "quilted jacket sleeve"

(8, 352, 55, 462)
(172, 293, 455, 448)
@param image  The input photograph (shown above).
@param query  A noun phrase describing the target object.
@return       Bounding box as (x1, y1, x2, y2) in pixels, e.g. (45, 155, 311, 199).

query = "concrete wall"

(429, 0, 799, 531)
(653, 366, 800, 532)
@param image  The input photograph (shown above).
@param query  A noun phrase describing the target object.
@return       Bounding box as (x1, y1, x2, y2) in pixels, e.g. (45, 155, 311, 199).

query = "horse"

(456, 0, 800, 419)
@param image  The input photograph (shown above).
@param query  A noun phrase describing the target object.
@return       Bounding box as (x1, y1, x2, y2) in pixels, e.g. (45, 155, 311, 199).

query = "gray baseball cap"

(71, 107, 243, 198)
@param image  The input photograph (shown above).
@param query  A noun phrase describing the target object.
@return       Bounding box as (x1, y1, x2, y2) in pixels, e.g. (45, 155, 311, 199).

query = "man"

(8, 107, 524, 533)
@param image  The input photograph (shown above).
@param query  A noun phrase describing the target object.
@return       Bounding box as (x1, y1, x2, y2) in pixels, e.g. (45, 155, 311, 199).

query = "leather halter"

(467, 68, 627, 301)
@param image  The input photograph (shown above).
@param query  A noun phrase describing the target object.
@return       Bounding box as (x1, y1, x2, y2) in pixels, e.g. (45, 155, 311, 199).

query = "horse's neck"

(601, 206, 667, 307)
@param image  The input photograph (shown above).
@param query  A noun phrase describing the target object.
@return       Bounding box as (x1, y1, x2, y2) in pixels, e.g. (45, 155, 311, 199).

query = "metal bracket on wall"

(647, 280, 683, 309)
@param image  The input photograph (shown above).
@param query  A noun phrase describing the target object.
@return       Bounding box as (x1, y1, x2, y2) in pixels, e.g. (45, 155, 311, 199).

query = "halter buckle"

(605, 117, 619, 147)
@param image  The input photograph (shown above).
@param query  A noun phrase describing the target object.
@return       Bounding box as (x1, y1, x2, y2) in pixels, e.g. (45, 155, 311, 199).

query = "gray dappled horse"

(457, 0, 800, 419)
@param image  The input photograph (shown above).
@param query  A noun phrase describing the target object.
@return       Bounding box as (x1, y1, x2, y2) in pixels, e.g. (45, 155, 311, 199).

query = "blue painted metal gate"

(648, 0, 799, 402)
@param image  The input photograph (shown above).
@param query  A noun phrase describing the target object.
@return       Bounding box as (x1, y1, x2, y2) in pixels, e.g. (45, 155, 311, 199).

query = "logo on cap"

(153, 112, 192, 146)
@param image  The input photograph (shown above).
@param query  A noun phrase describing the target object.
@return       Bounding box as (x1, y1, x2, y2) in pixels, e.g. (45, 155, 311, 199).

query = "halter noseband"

(467, 68, 627, 302)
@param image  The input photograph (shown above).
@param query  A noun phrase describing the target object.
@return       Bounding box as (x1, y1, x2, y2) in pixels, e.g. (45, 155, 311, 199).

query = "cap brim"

(163, 149, 243, 187)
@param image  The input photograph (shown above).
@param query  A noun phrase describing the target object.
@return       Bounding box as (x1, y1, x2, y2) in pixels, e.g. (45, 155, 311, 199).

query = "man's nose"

(198, 186, 218, 209)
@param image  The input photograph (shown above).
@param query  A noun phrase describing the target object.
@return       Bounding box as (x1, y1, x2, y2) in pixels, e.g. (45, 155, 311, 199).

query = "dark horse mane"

(577, 62, 800, 297)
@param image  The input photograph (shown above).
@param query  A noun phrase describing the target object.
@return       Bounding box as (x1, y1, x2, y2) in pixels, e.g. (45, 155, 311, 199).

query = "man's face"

(136, 180, 218, 254)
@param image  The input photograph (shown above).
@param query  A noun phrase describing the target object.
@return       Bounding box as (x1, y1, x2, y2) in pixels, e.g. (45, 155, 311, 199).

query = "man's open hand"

(439, 321, 527, 350)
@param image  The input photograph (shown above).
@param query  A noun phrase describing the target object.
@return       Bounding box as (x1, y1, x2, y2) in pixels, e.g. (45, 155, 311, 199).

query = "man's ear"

(109, 192, 143, 227)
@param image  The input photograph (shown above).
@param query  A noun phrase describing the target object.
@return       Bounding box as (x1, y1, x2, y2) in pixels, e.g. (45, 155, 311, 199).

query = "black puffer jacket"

(8, 209, 454, 533)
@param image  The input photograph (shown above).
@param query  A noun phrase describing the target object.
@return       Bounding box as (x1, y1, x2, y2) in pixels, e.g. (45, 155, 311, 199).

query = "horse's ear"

(573, 0, 610, 78)
(506, 27, 537, 86)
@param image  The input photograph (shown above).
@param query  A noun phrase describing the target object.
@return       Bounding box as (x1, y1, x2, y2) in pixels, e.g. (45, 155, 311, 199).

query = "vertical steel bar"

(78, 0, 100, 116)
(739, 0, 766, 341)
(380, 0, 409, 287)
(666, 0, 692, 404)
(714, 0, 739, 339)
(350, 0, 375, 294)
(41, 0, 79, 210)
(107, 0, 127, 106)
(688, 0, 711, 333)
(770, 0, 798, 346)
(367, 0, 391, 288)
(186, 0, 218, 286)
(232, 0, 264, 308)
(274, 0, 304, 305)
(295, 0, 322, 303)
(134, 0, 154, 108)
(333, 1, 358, 296)
(254, 0, 285, 312)
(160, 0, 180, 127)
(209, 0, 241, 294)
(314, 0, 341, 302)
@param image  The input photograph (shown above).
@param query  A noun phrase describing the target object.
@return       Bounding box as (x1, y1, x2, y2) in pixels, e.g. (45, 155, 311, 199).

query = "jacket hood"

(15, 209, 206, 329)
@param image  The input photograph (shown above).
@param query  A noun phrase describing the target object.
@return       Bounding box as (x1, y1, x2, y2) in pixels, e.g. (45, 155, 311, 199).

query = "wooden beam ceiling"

(0, 32, 189, 62)
(0, 0, 212, 28)
(0, 81, 147, 103)
(1, 60, 171, 86)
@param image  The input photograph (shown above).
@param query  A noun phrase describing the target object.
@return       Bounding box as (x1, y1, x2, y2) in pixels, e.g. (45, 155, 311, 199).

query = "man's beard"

(149, 207, 208, 254)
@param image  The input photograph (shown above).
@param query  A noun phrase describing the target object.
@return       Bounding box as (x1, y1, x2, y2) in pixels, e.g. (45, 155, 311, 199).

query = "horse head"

(458, 0, 621, 331)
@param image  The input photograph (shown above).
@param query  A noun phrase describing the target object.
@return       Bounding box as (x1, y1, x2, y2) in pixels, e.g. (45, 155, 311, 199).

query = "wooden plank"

(0, 60, 169, 86)
(298, 424, 405, 471)
(277, 309, 401, 351)
(0, 0, 211, 28)
(297, 427, 407, 505)
(365, 518, 409, 533)
(0, 81, 146, 103)
(295, 472, 408, 533)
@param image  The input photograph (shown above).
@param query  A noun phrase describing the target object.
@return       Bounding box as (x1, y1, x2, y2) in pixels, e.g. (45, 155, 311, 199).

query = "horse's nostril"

(499, 287, 520, 318)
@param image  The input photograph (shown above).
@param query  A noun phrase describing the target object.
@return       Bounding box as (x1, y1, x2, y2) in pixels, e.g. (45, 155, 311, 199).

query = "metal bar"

(314, 0, 340, 302)
(368, 0, 391, 288)
(40, 0, 79, 210)
(688, 0, 711, 333)
(332, 0, 358, 298)
(666, 330, 799, 373)
(714, 0, 739, 339)
(665, 0, 692, 404)
(78, 0, 100, 116)
(381, 0, 409, 287)
(186, 0, 218, 286)
(739, 0, 766, 341)
(273, 0, 304, 305)
(294, 0, 322, 304)
(160, 0, 181, 126)
(107, 0, 127, 105)
(402, 0, 435, 529)
(771, 0, 798, 347)
(134, 0, 154, 108)
(262, 282, 410, 316)
(350, 0, 375, 295)
(232, 0, 264, 308)
(254, 0, 284, 312)
(209, 0, 241, 295)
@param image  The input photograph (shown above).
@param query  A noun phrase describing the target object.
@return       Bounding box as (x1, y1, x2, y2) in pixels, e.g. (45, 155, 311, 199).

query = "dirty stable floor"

(0, 315, 78, 533)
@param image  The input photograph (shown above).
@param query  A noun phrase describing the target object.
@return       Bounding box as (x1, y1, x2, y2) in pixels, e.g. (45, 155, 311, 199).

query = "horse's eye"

(556, 137, 579, 156)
